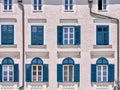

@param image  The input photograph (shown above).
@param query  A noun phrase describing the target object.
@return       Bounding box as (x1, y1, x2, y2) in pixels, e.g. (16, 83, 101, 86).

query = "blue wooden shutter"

(1, 25, 7, 44)
(57, 64, 63, 82)
(97, 26, 102, 45)
(74, 26, 80, 45)
(57, 26, 63, 45)
(8, 25, 14, 44)
(108, 64, 114, 82)
(0, 64, 2, 82)
(43, 64, 48, 82)
(91, 64, 96, 82)
(74, 64, 80, 82)
(26, 64, 31, 82)
(14, 64, 19, 82)
(103, 26, 109, 45)
(31, 26, 37, 45)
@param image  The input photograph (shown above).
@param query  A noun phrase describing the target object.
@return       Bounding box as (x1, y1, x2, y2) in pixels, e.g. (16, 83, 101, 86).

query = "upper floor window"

(31, 26, 44, 45)
(1, 25, 14, 45)
(96, 25, 109, 45)
(33, 0, 42, 10)
(98, 0, 107, 10)
(57, 57, 80, 82)
(91, 57, 114, 82)
(65, 0, 73, 11)
(4, 0, 12, 10)
(26, 57, 48, 82)
(57, 26, 80, 45)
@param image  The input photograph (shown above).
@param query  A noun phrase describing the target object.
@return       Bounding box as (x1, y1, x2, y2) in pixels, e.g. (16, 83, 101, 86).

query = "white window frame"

(32, 0, 42, 11)
(63, 65, 74, 82)
(64, 0, 73, 11)
(2, 65, 14, 82)
(97, 65, 108, 82)
(32, 65, 43, 82)
(98, 0, 107, 11)
(63, 26, 74, 45)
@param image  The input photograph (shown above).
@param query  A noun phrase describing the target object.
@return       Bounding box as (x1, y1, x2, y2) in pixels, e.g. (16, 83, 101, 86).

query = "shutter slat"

(14, 64, 19, 82)
(74, 64, 80, 82)
(108, 64, 114, 82)
(91, 64, 96, 82)
(43, 64, 48, 82)
(75, 26, 80, 45)
(26, 64, 31, 82)
(57, 64, 63, 82)
(57, 26, 63, 45)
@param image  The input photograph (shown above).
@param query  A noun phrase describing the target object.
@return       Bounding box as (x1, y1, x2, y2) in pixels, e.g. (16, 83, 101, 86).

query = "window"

(63, 27, 74, 45)
(97, 65, 108, 82)
(57, 26, 80, 45)
(57, 57, 80, 82)
(3, 65, 14, 82)
(98, 0, 107, 10)
(32, 65, 42, 82)
(96, 25, 109, 45)
(64, 65, 73, 82)
(26, 57, 48, 82)
(65, 0, 73, 11)
(4, 0, 12, 10)
(91, 57, 114, 82)
(31, 26, 44, 45)
(1, 25, 14, 45)
(33, 0, 42, 10)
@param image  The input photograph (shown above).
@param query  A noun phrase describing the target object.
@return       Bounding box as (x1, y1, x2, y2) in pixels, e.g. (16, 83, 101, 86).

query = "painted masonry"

(0, 0, 120, 90)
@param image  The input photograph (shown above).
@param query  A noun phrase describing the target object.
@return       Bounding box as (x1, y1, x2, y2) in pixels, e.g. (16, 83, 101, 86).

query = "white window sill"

(33, 10, 43, 13)
(58, 82, 80, 88)
(0, 44, 17, 48)
(28, 45, 47, 49)
(26, 82, 48, 87)
(98, 10, 108, 12)
(0, 82, 19, 86)
(3, 10, 13, 12)
(64, 10, 74, 12)
(58, 45, 80, 48)
(93, 45, 112, 49)
(91, 82, 114, 87)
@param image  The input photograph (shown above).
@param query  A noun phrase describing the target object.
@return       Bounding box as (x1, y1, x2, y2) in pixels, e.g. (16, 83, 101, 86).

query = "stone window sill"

(28, 45, 47, 49)
(0, 44, 17, 48)
(58, 45, 80, 48)
(93, 45, 112, 49)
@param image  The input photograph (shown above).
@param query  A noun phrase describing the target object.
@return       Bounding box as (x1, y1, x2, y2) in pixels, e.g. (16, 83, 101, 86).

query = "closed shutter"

(26, 64, 31, 82)
(43, 64, 48, 82)
(38, 26, 44, 45)
(103, 26, 109, 45)
(31, 26, 37, 45)
(74, 26, 80, 45)
(91, 64, 96, 82)
(8, 25, 14, 44)
(1, 25, 7, 44)
(0, 64, 2, 82)
(57, 64, 63, 82)
(57, 26, 63, 45)
(74, 64, 80, 82)
(14, 64, 19, 82)
(108, 64, 114, 82)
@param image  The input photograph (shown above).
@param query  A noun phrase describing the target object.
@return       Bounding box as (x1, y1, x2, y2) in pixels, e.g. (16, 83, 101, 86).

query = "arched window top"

(62, 57, 75, 65)
(2, 57, 14, 65)
(31, 57, 43, 65)
(96, 57, 109, 65)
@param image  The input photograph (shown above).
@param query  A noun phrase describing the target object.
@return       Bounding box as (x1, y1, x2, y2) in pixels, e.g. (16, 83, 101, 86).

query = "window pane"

(98, 0, 102, 10)
(33, 72, 36, 75)
(64, 34, 68, 38)
(97, 26, 102, 45)
(70, 0, 73, 4)
(69, 66, 73, 81)
(38, 66, 41, 70)
(64, 66, 68, 81)
(103, 66, 107, 70)
(37, 27, 43, 45)
(69, 39, 73, 44)
(98, 77, 101, 82)
(33, 66, 36, 70)
(65, 0, 68, 4)
(103, 0, 107, 9)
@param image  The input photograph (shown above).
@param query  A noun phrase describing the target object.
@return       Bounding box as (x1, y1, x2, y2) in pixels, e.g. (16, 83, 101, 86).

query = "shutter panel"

(91, 64, 96, 82)
(26, 64, 31, 82)
(0, 64, 2, 82)
(57, 26, 63, 45)
(103, 26, 109, 45)
(38, 26, 44, 45)
(1, 25, 7, 44)
(31, 26, 37, 45)
(74, 64, 80, 82)
(14, 64, 19, 82)
(75, 26, 80, 45)
(8, 25, 14, 44)
(43, 64, 49, 82)
(57, 64, 63, 82)
(108, 64, 114, 82)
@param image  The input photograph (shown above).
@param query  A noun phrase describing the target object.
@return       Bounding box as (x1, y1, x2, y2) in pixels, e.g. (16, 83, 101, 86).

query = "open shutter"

(0, 64, 2, 82)
(74, 64, 80, 82)
(14, 64, 19, 82)
(43, 64, 48, 82)
(57, 26, 63, 45)
(75, 26, 80, 45)
(57, 64, 63, 82)
(91, 64, 96, 82)
(108, 64, 114, 82)
(26, 64, 31, 82)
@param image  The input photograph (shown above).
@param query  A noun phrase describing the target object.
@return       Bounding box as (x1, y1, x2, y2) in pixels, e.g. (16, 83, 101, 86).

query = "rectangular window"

(65, 0, 73, 11)
(96, 25, 109, 45)
(98, 0, 107, 10)
(4, 0, 12, 10)
(3, 65, 14, 82)
(32, 65, 42, 82)
(63, 65, 73, 82)
(31, 26, 44, 45)
(63, 27, 74, 45)
(97, 65, 108, 82)
(34, 0, 42, 10)
(1, 25, 14, 45)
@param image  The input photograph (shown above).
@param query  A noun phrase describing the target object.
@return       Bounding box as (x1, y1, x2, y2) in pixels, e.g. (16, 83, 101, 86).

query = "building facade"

(0, 0, 120, 90)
